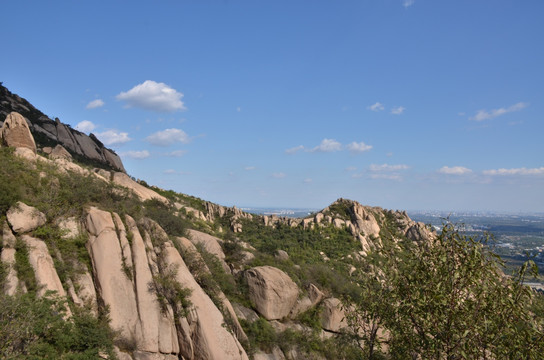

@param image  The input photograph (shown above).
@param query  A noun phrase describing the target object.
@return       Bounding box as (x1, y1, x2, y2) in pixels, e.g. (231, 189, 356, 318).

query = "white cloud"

(310, 138, 342, 153)
(345, 166, 357, 172)
(403, 0, 415, 8)
(285, 145, 305, 155)
(245, 166, 256, 171)
(75, 120, 96, 133)
(166, 150, 187, 157)
(367, 163, 409, 181)
(272, 172, 286, 178)
(438, 166, 472, 175)
(96, 130, 131, 145)
(369, 164, 410, 172)
(469, 102, 528, 121)
(369, 173, 403, 181)
(163, 169, 190, 175)
(237, 107, 241, 112)
(146, 128, 190, 146)
(391, 106, 405, 115)
(86, 99, 104, 109)
(117, 80, 185, 112)
(303, 178, 313, 183)
(347, 141, 372, 153)
(120, 150, 150, 159)
(368, 102, 384, 112)
(483, 167, 544, 176)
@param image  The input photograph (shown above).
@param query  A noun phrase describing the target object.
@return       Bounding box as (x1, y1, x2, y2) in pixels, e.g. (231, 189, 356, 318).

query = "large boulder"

(6, 202, 46, 233)
(0, 112, 36, 153)
(245, 266, 299, 320)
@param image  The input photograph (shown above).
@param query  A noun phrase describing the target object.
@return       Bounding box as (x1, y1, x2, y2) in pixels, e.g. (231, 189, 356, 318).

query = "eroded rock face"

(7, 202, 46, 234)
(245, 266, 299, 320)
(0, 112, 36, 152)
(320, 298, 347, 332)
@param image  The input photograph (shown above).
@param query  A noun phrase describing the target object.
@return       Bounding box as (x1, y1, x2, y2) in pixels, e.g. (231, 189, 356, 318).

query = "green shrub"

(151, 263, 192, 317)
(240, 317, 277, 352)
(143, 199, 189, 237)
(14, 238, 38, 293)
(33, 224, 92, 284)
(0, 291, 116, 359)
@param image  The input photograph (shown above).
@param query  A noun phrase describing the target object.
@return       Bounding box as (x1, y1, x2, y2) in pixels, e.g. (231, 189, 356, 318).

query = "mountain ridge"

(0, 83, 125, 172)
(1, 85, 542, 359)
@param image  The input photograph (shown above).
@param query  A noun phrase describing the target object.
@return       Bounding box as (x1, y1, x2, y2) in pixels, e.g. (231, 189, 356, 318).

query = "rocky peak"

(0, 84, 125, 172)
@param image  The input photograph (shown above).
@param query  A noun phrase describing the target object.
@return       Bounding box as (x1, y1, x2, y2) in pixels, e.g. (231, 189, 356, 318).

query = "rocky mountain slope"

(0, 83, 124, 172)
(0, 106, 432, 359)
(1, 85, 542, 359)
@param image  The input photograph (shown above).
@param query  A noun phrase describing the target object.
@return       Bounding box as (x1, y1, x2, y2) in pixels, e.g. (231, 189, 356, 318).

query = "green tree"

(346, 223, 544, 359)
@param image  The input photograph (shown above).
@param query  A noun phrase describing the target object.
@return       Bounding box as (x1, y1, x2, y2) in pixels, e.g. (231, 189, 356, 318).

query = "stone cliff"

(0, 84, 125, 172)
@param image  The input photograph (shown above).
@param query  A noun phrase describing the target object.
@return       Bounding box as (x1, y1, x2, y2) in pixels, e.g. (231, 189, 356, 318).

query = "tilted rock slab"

(161, 242, 249, 360)
(175, 236, 248, 343)
(22, 235, 70, 311)
(112, 172, 168, 204)
(0, 112, 36, 152)
(85, 207, 141, 344)
(125, 215, 179, 354)
(245, 266, 299, 320)
(0, 223, 20, 295)
(1, 247, 20, 295)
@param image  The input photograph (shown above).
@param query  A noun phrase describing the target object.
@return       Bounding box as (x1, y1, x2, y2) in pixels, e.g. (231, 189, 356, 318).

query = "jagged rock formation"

(2, 200, 249, 360)
(0, 85, 124, 171)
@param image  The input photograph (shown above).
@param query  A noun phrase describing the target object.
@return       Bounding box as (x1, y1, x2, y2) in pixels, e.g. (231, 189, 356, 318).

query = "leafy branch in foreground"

(345, 222, 544, 359)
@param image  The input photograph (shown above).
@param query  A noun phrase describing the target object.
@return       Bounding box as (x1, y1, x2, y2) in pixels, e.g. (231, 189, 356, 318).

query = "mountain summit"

(0, 83, 124, 171)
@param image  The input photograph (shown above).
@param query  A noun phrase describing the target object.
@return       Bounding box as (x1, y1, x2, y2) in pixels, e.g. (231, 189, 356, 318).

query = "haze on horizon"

(2, 1, 543, 213)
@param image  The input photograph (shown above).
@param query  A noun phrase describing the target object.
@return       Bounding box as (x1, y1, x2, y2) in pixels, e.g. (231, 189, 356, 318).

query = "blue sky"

(2, 1, 543, 212)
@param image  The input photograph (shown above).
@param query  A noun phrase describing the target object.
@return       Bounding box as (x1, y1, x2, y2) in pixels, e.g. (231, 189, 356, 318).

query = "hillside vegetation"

(1, 105, 544, 359)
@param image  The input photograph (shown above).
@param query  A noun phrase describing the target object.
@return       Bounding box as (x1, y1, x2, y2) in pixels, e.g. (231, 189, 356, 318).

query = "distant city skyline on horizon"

(2, 0, 543, 212)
